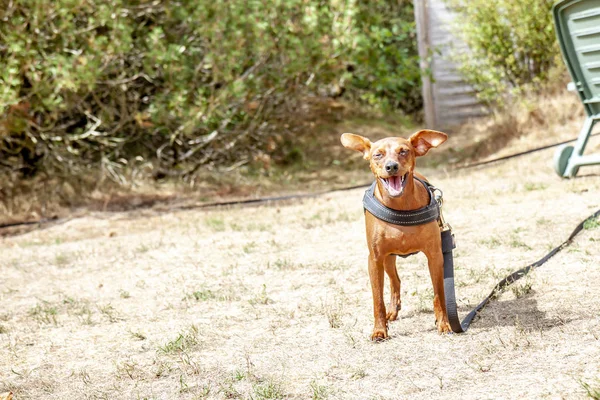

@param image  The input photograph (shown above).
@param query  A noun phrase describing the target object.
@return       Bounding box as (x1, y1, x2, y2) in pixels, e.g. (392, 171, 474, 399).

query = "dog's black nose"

(385, 161, 399, 174)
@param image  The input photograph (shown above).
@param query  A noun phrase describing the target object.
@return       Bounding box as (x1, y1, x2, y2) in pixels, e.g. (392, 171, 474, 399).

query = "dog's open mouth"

(380, 173, 408, 197)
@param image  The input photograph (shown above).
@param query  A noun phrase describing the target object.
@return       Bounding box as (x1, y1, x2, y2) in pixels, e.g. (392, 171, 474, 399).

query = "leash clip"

(432, 187, 452, 232)
(432, 186, 443, 205)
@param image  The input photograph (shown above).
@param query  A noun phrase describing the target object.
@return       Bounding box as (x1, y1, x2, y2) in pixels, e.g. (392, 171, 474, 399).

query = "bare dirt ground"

(1, 134, 600, 399)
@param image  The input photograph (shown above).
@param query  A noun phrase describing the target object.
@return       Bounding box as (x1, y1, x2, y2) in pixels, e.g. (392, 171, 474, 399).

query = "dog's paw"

(370, 328, 389, 341)
(386, 309, 399, 321)
(437, 320, 452, 334)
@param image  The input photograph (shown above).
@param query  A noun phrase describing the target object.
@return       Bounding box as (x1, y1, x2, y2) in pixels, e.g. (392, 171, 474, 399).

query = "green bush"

(349, 0, 422, 113)
(0, 0, 420, 181)
(448, 0, 560, 104)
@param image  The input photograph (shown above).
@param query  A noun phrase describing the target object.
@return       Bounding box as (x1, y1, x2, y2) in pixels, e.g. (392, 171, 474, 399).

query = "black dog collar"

(363, 177, 440, 226)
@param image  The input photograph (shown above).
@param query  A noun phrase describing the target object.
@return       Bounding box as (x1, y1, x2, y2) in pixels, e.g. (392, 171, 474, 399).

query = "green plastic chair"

(553, 0, 600, 178)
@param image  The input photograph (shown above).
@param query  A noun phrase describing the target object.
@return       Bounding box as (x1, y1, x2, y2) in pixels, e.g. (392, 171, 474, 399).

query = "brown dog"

(341, 130, 450, 340)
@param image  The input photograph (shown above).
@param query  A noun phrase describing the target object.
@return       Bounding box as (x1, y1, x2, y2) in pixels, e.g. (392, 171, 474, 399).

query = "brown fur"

(341, 130, 450, 340)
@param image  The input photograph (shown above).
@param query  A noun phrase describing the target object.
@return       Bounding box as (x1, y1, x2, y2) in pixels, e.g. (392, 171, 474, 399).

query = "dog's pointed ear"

(409, 130, 448, 157)
(341, 133, 372, 160)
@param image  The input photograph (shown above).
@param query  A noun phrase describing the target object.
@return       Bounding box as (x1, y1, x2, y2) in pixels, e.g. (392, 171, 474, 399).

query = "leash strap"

(442, 229, 465, 333)
(362, 178, 440, 226)
(443, 207, 600, 333)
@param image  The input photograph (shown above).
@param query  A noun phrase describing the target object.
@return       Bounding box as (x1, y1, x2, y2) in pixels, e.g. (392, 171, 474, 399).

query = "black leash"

(443, 207, 600, 333)
(0, 216, 60, 230)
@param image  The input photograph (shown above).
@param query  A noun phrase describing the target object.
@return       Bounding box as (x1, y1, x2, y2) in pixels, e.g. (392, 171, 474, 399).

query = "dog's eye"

(373, 153, 383, 160)
(399, 149, 408, 156)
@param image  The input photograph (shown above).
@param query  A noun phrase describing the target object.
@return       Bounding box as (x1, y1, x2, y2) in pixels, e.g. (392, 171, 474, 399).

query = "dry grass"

(1, 128, 600, 398)
(445, 84, 591, 164)
(2, 89, 600, 398)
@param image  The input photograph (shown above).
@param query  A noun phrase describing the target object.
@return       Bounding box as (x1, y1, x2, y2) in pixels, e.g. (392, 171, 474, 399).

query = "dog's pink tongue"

(387, 176, 402, 196)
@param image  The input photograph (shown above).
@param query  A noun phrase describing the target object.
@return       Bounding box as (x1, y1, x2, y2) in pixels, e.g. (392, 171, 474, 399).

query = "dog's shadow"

(464, 291, 569, 331)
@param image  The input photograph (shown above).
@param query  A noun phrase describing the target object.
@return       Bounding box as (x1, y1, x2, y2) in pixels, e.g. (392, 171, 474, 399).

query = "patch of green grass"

(185, 287, 238, 302)
(312, 261, 346, 270)
(271, 258, 303, 270)
(267, 239, 284, 251)
(581, 378, 600, 400)
(411, 287, 434, 313)
(154, 360, 173, 378)
(136, 243, 150, 253)
(198, 384, 212, 398)
(243, 241, 258, 254)
(99, 303, 122, 323)
(30, 302, 59, 325)
(523, 182, 548, 191)
(310, 380, 330, 399)
(304, 209, 356, 227)
(54, 252, 71, 267)
(536, 217, 551, 226)
(350, 367, 367, 380)
(205, 216, 226, 232)
(233, 369, 246, 381)
(510, 273, 533, 298)
(62, 296, 94, 325)
(187, 289, 218, 301)
(115, 360, 137, 380)
(491, 266, 515, 281)
(252, 380, 285, 400)
(0, 324, 8, 334)
(130, 330, 147, 341)
(334, 211, 355, 223)
(219, 380, 240, 399)
(179, 353, 201, 375)
(311, 212, 322, 221)
(231, 222, 271, 232)
(509, 235, 532, 250)
(466, 267, 488, 284)
(179, 374, 190, 393)
(249, 284, 271, 306)
(584, 217, 600, 230)
(75, 305, 94, 325)
(478, 236, 502, 248)
(158, 325, 200, 354)
(221, 263, 238, 276)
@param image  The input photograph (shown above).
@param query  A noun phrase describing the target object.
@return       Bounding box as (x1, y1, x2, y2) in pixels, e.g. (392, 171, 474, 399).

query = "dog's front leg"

(368, 254, 388, 340)
(425, 248, 451, 333)
(384, 255, 401, 321)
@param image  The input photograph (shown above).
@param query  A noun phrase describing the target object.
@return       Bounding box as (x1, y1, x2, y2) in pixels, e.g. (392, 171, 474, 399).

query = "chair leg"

(573, 117, 595, 157)
(564, 117, 596, 178)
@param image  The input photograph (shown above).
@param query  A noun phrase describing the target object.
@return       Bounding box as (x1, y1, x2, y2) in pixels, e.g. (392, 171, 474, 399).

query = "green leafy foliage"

(0, 0, 420, 181)
(448, 0, 560, 104)
(349, 1, 422, 113)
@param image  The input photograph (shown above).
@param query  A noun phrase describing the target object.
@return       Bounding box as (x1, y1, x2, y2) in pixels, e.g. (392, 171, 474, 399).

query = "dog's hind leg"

(384, 255, 401, 321)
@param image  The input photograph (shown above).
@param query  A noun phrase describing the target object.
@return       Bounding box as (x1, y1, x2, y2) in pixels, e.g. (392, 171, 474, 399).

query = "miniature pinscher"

(341, 130, 450, 340)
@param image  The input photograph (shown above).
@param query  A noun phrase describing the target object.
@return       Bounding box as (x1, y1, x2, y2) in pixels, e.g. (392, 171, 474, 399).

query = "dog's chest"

(369, 220, 431, 253)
